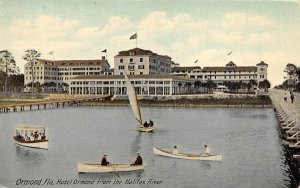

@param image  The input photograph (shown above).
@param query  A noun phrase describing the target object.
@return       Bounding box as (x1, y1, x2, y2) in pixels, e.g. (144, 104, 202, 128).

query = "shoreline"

(80, 96, 273, 108)
(0, 93, 273, 109)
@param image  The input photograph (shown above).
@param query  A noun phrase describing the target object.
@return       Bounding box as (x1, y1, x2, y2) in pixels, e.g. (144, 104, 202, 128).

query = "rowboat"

(153, 147, 222, 161)
(125, 73, 156, 132)
(77, 163, 145, 173)
(13, 125, 48, 150)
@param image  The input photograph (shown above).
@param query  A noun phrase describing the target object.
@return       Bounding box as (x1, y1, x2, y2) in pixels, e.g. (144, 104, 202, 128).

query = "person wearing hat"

(173, 146, 179, 154)
(204, 145, 210, 156)
(101, 155, 110, 166)
(131, 153, 143, 165)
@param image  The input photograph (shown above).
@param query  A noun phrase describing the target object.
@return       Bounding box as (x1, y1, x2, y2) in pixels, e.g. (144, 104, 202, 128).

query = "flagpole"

(136, 38, 137, 48)
(105, 51, 107, 60)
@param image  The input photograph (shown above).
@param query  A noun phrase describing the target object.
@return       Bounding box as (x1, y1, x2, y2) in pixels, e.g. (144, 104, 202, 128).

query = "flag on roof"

(194, 59, 198, 64)
(227, 51, 232, 55)
(130, 33, 137, 40)
(102, 49, 107, 53)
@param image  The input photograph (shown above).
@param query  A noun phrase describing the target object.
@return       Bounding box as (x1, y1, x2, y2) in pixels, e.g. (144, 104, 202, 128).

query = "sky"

(1, 0, 300, 86)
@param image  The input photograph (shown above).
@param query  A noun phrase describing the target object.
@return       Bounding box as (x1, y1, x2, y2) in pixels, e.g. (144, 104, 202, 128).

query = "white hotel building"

(69, 48, 194, 96)
(172, 61, 268, 86)
(24, 57, 110, 91)
(67, 48, 269, 96)
(69, 74, 194, 96)
(114, 48, 172, 75)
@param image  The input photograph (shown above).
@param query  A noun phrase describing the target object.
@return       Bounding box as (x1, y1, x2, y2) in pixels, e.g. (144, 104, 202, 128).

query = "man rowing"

(101, 155, 110, 166)
(131, 153, 143, 165)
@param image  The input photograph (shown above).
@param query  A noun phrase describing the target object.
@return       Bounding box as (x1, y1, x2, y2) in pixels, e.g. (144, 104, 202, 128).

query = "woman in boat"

(131, 153, 143, 165)
(173, 146, 179, 154)
(101, 155, 110, 166)
(24, 134, 30, 141)
(149, 119, 154, 127)
(204, 145, 210, 156)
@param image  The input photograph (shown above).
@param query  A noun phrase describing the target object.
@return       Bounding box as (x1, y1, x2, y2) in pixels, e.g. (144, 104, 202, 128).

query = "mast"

(124, 73, 143, 125)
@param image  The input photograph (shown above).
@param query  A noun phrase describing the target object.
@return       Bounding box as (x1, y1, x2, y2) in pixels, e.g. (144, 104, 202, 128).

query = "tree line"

(275, 63, 300, 92)
(0, 50, 24, 93)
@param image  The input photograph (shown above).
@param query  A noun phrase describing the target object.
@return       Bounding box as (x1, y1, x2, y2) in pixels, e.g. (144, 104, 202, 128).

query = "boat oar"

(111, 164, 121, 178)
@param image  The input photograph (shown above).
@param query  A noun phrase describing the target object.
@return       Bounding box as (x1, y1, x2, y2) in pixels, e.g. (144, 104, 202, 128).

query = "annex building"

(172, 61, 268, 87)
(69, 74, 194, 96)
(24, 56, 110, 91)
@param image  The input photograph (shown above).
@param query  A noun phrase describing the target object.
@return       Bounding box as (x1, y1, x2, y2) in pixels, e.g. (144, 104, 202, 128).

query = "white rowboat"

(153, 147, 222, 161)
(77, 162, 145, 173)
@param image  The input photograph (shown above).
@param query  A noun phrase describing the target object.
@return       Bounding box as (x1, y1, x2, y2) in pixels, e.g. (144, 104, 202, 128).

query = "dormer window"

(129, 51, 135, 56)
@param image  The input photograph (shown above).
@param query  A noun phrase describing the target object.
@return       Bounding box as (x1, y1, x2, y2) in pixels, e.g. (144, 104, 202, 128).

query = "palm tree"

(206, 79, 216, 93)
(249, 79, 257, 92)
(23, 49, 41, 98)
(178, 82, 182, 95)
(0, 50, 19, 94)
(259, 79, 271, 92)
(194, 80, 201, 93)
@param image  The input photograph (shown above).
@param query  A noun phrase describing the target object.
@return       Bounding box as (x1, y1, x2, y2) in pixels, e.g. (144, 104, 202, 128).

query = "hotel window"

(138, 65, 144, 69)
(130, 58, 133, 63)
(140, 58, 143, 62)
(120, 59, 123, 63)
(119, 65, 125, 70)
(260, 68, 264, 71)
(128, 65, 135, 70)
(140, 72, 143, 75)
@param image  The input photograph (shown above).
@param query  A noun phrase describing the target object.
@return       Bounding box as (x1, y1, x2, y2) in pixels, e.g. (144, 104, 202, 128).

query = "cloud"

(221, 11, 273, 30)
(10, 15, 79, 40)
(6, 10, 298, 86)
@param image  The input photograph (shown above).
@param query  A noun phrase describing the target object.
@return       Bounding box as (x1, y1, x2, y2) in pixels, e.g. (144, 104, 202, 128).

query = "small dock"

(270, 89, 300, 184)
(0, 95, 112, 114)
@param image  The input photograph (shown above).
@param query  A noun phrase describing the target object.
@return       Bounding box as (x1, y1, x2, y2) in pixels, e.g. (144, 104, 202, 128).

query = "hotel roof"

(71, 74, 194, 81)
(172, 66, 202, 72)
(115, 48, 171, 60)
(256, 61, 268, 66)
(36, 59, 108, 67)
(202, 66, 257, 72)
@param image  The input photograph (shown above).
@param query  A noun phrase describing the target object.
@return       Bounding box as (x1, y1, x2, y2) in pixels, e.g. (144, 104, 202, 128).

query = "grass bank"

(80, 95, 272, 108)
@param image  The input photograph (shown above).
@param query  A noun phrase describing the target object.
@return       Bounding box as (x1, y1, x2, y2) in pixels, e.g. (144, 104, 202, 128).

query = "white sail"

(124, 74, 143, 125)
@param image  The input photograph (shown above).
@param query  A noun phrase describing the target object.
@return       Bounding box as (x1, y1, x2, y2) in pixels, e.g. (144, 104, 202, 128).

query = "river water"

(0, 106, 293, 188)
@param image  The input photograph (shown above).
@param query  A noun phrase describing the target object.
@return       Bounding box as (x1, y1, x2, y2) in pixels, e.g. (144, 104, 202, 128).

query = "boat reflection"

(15, 145, 45, 161)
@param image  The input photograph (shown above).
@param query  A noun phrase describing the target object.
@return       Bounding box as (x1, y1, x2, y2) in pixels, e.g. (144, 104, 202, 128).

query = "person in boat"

(131, 153, 143, 165)
(143, 121, 149, 128)
(204, 145, 210, 156)
(173, 146, 179, 154)
(24, 134, 30, 141)
(149, 119, 154, 127)
(41, 133, 46, 140)
(16, 133, 23, 139)
(33, 131, 39, 141)
(101, 155, 110, 166)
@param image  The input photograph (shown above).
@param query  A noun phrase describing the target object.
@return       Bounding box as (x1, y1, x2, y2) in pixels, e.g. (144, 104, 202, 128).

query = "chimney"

(102, 56, 105, 61)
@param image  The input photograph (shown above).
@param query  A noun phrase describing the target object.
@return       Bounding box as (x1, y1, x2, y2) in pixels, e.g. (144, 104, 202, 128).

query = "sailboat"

(124, 73, 156, 132)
